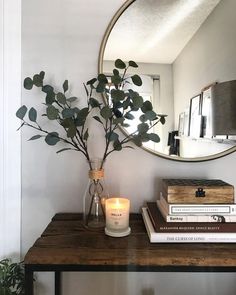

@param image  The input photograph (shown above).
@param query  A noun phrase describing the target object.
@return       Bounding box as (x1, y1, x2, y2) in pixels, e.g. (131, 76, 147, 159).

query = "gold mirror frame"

(98, 0, 236, 162)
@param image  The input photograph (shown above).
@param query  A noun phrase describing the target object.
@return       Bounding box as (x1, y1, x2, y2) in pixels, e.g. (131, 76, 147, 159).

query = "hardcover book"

(157, 200, 236, 223)
(147, 202, 236, 232)
(158, 195, 236, 215)
(162, 179, 234, 204)
(142, 207, 236, 243)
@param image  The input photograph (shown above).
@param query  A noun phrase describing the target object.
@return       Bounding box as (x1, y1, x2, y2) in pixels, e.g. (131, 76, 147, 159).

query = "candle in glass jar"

(105, 198, 131, 237)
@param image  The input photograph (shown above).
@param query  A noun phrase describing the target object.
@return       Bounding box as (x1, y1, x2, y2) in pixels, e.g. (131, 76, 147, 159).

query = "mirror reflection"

(101, 0, 236, 160)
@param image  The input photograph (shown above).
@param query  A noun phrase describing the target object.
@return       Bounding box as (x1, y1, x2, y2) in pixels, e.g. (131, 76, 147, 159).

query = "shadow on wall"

(142, 287, 155, 295)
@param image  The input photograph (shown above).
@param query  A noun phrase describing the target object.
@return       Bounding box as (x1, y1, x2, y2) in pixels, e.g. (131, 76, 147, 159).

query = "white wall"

(173, 0, 236, 124)
(22, 0, 236, 294)
(0, 0, 21, 260)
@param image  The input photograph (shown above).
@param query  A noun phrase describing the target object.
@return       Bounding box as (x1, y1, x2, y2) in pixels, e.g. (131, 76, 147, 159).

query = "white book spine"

(142, 208, 236, 243)
(157, 200, 236, 222)
(165, 214, 236, 223)
(158, 195, 236, 215)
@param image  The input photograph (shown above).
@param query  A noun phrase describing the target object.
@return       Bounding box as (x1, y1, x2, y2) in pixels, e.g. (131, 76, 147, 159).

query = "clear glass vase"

(83, 158, 108, 229)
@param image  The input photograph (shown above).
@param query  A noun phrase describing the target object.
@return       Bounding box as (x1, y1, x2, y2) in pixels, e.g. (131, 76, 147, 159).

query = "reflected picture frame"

(178, 112, 185, 137)
(200, 83, 217, 138)
(189, 94, 202, 138)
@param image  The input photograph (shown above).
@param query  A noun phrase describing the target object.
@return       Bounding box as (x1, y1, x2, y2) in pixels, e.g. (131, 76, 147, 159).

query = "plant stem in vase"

(83, 158, 108, 228)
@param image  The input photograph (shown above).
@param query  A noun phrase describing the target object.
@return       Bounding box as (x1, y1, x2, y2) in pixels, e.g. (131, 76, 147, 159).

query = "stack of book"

(142, 179, 236, 243)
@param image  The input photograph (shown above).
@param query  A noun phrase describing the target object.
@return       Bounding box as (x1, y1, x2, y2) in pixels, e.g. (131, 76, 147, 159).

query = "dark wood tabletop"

(24, 213, 236, 272)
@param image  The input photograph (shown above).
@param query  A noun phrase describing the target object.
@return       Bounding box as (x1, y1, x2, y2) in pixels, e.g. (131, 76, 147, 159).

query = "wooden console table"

(24, 213, 236, 295)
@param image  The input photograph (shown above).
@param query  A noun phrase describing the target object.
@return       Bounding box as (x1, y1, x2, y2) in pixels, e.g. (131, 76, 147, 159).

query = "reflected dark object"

(168, 131, 179, 155)
(212, 80, 236, 135)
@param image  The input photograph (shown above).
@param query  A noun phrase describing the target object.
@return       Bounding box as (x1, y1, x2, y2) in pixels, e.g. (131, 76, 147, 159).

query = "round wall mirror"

(99, 0, 236, 162)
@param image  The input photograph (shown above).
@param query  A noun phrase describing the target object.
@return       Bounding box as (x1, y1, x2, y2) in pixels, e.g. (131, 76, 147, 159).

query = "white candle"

(105, 198, 130, 232)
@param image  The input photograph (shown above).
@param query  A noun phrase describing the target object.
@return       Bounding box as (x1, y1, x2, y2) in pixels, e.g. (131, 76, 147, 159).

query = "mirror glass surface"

(100, 0, 236, 161)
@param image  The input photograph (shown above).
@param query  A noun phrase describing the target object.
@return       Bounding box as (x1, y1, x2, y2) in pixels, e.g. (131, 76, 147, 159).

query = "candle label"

(106, 209, 129, 230)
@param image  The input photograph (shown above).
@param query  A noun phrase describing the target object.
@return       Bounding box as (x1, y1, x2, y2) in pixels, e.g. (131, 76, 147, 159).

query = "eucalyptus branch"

(17, 59, 165, 170)
(23, 120, 77, 148)
(75, 128, 91, 162)
(54, 100, 64, 109)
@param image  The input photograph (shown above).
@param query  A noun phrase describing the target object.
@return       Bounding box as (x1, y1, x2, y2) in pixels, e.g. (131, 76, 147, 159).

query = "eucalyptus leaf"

(28, 107, 37, 122)
(113, 109, 123, 118)
(28, 135, 42, 141)
(61, 118, 74, 128)
(115, 59, 126, 69)
(46, 105, 59, 120)
(67, 96, 78, 103)
(100, 106, 112, 119)
(141, 100, 153, 113)
(78, 107, 89, 120)
(83, 129, 89, 141)
(45, 91, 55, 105)
(106, 131, 119, 142)
(139, 133, 149, 142)
(131, 74, 142, 86)
(138, 123, 149, 134)
(124, 112, 135, 120)
(121, 123, 130, 128)
(63, 80, 69, 92)
(128, 60, 138, 68)
(113, 140, 122, 151)
(42, 85, 54, 93)
(75, 107, 89, 126)
(148, 133, 160, 143)
(132, 95, 143, 108)
(45, 132, 60, 145)
(39, 71, 45, 80)
(86, 78, 97, 85)
(145, 110, 157, 121)
(132, 135, 142, 147)
(113, 101, 123, 109)
(113, 69, 119, 76)
(160, 115, 166, 125)
(33, 74, 43, 87)
(62, 108, 75, 119)
(98, 74, 108, 84)
(57, 92, 66, 104)
(89, 97, 100, 108)
(67, 125, 76, 138)
(128, 89, 138, 98)
(111, 89, 125, 101)
(111, 75, 122, 85)
(113, 117, 125, 125)
(139, 114, 147, 123)
(96, 82, 106, 93)
(130, 106, 139, 112)
(122, 98, 131, 110)
(16, 105, 28, 120)
(73, 107, 80, 114)
(24, 77, 33, 90)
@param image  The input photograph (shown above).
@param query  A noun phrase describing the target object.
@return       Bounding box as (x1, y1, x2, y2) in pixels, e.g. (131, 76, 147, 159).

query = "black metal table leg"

(55, 271, 61, 295)
(25, 266, 34, 295)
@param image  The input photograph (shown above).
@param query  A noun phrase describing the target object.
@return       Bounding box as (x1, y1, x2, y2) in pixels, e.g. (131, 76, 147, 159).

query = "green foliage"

(0, 259, 25, 295)
(16, 58, 166, 168)
(16, 106, 27, 120)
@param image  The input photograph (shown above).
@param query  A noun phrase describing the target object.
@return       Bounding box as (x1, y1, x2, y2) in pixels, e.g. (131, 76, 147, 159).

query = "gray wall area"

(173, 0, 236, 124)
(22, 0, 236, 294)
